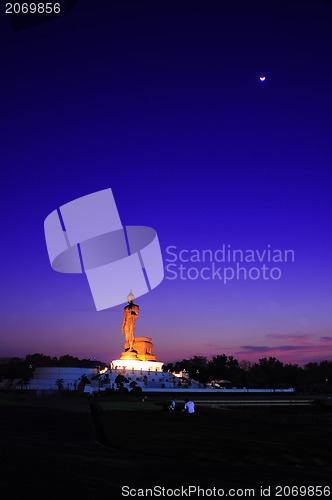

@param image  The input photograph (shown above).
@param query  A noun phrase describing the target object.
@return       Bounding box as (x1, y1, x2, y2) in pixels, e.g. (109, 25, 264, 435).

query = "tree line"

(0, 353, 106, 381)
(1, 353, 331, 392)
(164, 355, 332, 392)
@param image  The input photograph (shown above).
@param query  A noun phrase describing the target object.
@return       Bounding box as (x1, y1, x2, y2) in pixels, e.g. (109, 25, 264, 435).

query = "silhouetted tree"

(115, 374, 128, 390)
(246, 362, 268, 388)
(163, 363, 174, 372)
(55, 378, 64, 391)
(257, 357, 284, 389)
(58, 355, 80, 367)
(26, 353, 55, 367)
(208, 355, 228, 380)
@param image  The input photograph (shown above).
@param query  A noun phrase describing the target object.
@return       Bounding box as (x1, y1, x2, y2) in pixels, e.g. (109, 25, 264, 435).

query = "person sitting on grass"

(166, 400, 175, 411)
(184, 398, 195, 413)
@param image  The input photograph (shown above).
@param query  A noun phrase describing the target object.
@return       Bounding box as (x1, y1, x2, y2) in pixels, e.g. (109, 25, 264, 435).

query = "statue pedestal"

(113, 335, 163, 372)
(120, 350, 138, 360)
(111, 358, 164, 372)
(123, 337, 157, 361)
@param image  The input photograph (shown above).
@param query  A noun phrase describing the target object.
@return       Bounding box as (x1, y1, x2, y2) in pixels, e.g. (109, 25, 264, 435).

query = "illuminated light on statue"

(111, 290, 164, 373)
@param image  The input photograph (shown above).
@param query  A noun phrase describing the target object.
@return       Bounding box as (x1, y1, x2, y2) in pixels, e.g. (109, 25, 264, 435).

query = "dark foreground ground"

(0, 392, 331, 499)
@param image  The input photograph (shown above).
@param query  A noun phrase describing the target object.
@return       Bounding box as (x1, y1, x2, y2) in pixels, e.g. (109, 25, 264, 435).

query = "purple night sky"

(0, 0, 331, 366)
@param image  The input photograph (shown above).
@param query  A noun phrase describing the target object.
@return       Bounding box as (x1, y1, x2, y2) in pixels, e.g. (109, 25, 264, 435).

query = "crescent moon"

(259, 76, 266, 82)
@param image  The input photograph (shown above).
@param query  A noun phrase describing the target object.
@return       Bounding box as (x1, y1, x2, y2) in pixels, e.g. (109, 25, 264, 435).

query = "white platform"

(28, 367, 98, 391)
(111, 359, 164, 372)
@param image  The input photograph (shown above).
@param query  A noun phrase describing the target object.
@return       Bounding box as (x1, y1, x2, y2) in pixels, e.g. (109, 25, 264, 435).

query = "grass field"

(91, 398, 332, 467)
(0, 392, 331, 498)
